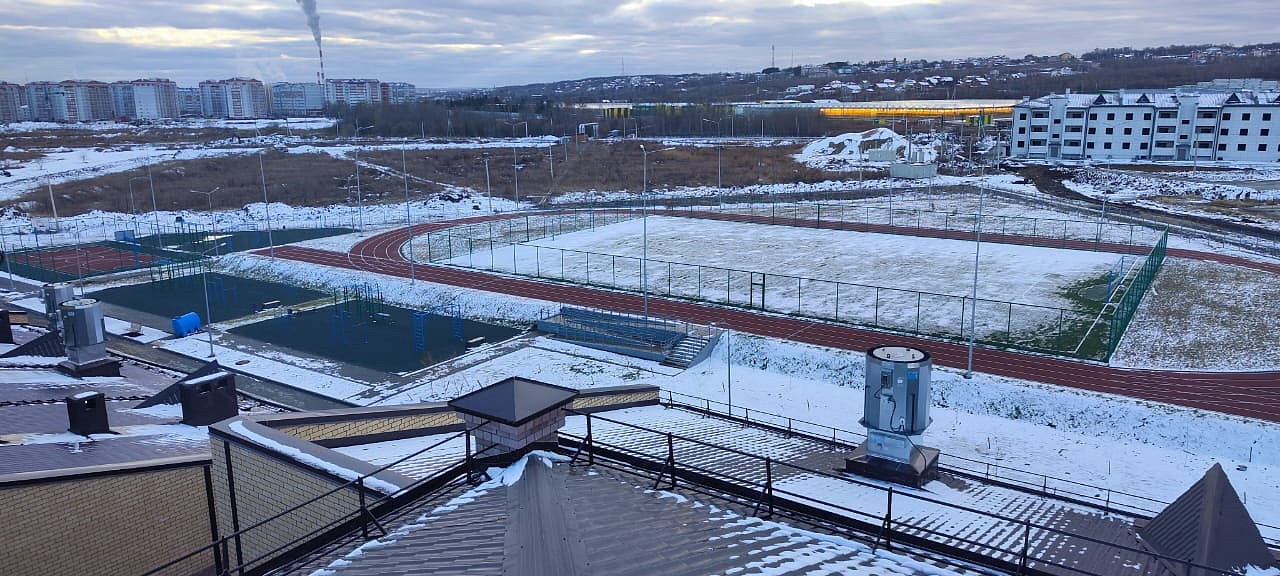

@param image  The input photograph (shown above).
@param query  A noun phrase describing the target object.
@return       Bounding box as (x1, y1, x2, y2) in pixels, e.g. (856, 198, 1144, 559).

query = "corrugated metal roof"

(1138, 463, 1274, 574)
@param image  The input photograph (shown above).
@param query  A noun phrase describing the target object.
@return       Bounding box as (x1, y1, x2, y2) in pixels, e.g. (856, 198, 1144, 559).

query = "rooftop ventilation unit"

(846, 345, 940, 487)
(43, 282, 75, 332)
(66, 391, 110, 436)
(179, 371, 238, 426)
(58, 298, 119, 377)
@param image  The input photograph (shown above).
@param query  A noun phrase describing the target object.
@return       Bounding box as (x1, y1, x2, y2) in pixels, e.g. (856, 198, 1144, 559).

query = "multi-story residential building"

(0, 82, 24, 123)
(22, 80, 112, 123)
(109, 79, 179, 121)
(1010, 87, 1280, 162)
(199, 78, 269, 119)
(381, 81, 417, 105)
(269, 82, 325, 117)
(325, 78, 382, 106)
(176, 87, 202, 117)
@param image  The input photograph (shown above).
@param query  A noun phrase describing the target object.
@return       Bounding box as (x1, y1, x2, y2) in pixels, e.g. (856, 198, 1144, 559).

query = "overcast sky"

(1, 0, 1275, 89)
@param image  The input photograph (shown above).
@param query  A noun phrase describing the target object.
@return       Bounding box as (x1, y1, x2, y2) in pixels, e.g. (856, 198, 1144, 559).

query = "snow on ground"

(796, 128, 941, 170)
(1066, 166, 1278, 201)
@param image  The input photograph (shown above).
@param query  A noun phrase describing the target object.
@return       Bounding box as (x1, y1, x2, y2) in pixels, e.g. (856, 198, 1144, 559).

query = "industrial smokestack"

(295, 0, 324, 84)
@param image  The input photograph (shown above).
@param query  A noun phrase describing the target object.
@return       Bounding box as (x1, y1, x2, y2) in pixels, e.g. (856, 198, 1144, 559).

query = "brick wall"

(210, 436, 364, 572)
(0, 464, 213, 576)
(274, 409, 462, 443)
(571, 388, 659, 411)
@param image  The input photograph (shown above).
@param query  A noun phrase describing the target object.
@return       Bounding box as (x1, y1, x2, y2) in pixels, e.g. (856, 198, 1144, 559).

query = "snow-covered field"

(3, 129, 1279, 546)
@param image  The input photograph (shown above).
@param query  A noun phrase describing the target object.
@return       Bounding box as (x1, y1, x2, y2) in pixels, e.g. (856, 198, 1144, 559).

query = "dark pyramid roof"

(1094, 94, 1109, 105)
(1137, 93, 1152, 104)
(1138, 463, 1274, 573)
(1, 330, 64, 358)
(1225, 93, 1243, 104)
(448, 377, 578, 427)
(135, 360, 222, 408)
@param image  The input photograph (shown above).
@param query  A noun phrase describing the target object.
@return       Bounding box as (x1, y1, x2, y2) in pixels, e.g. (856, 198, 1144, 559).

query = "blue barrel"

(171, 312, 203, 337)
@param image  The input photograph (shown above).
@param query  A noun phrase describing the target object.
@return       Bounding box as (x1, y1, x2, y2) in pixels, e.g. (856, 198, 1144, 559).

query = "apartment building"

(1010, 87, 1280, 162)
(0, 82, 24, 123)
(22, 80, 113, 123)
(269, 82, 325, 117)
(324, 78, 382, 105)
(199, 78, 270, 119)
(109, 79, 180, 121)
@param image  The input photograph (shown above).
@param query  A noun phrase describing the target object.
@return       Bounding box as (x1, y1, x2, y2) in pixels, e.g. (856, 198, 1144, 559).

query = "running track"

(257, 210, 1280, 423)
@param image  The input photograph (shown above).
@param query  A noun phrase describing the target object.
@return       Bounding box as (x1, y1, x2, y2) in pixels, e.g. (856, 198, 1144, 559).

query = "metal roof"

(447, 377, 578, 427)
(1139, 463, 1275, 573)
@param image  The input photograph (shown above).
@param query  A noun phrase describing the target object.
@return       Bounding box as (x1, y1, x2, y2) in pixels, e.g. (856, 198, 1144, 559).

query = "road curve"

(256, 209, 1280, 423)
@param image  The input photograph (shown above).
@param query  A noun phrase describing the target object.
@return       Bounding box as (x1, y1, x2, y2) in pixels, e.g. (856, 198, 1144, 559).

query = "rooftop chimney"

(448, 377, 578, 463)
(67, 391, 110, 436)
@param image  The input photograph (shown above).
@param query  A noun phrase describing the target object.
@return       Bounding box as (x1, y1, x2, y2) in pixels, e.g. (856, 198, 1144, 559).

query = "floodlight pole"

(259, 152, 274, 258)
(354, 124, 375, 234)
(147, 162, 160, 248)
(202, 264, 215, 358)
(483, 155, 493, 212)
(639, 145, 675, 319)
(402, 145, 414, 284)
(190, 186, 222, 257)
(965, 185, 985, 379)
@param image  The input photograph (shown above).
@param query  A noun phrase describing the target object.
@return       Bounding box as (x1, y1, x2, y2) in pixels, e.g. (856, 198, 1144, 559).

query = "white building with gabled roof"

(1010, 87, 1280, 163)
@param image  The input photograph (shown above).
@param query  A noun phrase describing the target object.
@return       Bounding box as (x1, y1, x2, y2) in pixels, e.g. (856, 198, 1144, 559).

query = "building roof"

(293, 452, 964, 576)
(447, 377, 578, 427)
(1019, 89, 1280, 108)
(1139, 463, 1275, 573)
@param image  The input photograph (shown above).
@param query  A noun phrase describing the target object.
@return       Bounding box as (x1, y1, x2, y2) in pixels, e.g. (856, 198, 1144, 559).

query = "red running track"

(257, 211, 1280, 423)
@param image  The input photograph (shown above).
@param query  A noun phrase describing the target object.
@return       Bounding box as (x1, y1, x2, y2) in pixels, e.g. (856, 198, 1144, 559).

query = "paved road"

(256, 210, 1280, 423)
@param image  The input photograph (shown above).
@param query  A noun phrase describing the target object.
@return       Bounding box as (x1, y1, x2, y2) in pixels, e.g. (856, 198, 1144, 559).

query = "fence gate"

(749, 273, 766, 309)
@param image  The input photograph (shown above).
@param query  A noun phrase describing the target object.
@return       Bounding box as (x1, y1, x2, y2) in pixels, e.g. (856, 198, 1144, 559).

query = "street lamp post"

(639, 145, 675, 319)
(354, 124, 375, 234)
(189, 186, 222, 257)
(146, 162, 160, 248)
(702, 117, 719, 137)
(965, 185, 985, 378)
(482, 154, 493, 212)
(259, 152, 274, 258)
(402, 145, 415, 284)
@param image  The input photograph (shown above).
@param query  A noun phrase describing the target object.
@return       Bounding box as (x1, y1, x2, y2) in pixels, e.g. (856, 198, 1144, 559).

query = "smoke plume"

(296, 0, 321, 48)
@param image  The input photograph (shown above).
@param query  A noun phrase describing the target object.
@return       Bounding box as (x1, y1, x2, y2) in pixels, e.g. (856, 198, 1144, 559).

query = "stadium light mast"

(146, 162, 160, 248)
(402, 144, 414, 284)
(354, 124, 375, 234)
(189, 186, 222, 257)
(259, 152, 275, 258)
(640, 145, 674, 319)
(965, 182, 985, 378)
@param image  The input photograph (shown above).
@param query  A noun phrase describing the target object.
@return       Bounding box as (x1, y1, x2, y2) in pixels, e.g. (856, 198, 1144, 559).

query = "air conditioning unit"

(67, 391, 110, 436)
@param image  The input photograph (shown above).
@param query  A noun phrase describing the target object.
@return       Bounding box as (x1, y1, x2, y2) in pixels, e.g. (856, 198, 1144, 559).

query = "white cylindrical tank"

(862, 345, 932, 436)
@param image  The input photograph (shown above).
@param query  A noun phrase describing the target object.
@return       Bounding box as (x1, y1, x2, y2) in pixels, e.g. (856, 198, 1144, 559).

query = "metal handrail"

(140, 423, 488, 576)
(660, 388, 1278, 539)
(565, 409, 1251, 576)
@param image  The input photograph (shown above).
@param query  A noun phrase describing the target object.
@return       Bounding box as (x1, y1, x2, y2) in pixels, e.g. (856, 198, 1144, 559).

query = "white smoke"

(296, 0, 321, 48)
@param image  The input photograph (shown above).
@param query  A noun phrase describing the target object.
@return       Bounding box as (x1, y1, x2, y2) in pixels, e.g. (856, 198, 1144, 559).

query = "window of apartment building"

(1066, 125, 1082, 132)
(1157, 125, 1175, 133)
(1065, 140, 1081, 147)
(1089, 113, 1098, 120)
(1196, 126, 1213, 134)
(1086, 142, 1095, 149)
(1106, 113, 1116, 120)
(1123, 127, 1132, 135)
(1015, 140, 1025, 148)
(1155, 141, 1173, 148)
(1264, 113, 1272, 121)
(1105, 127, 1114, 135)
(1088, 127, 1096, 134)
(1263, 129, 1271, 136)
(1197, 141, 1213, 148)
(1018, 127, 1026, 134)
(1125, 113, 1134, 120)
(1197, 110, 1217, 119)
(1242, 113, 1251, 121)
(1103, 142, 1113, 149)
(1052, 133, 1060, 139)
(1159, 110, 1177, 119)
(1220, 128, 1229, 136)
(1030, 139, 1046, 146)
(1031, 125, 1047, 132)
(1181, 119, 1190, 124)
(1140, 142, 1149, 150)
(1122, 142, 1131, 149)
(1053, 118, 1061, 124)
(1219, 143, 1228, 151)
(1260, 144, 1269, 152)
(1018, 113, 1026, 120)
(1067, 111, 1084, 119)
(1141, 128, 1150, 135)
(1239, 128, 1249, 136)
(1238, 144, 1247, 151)
(1222, 113, 1232, 121)
(1144, 113, 1152, 120)
(1180, 134, 1188, 139)
(1032, 110, 1048, 118)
